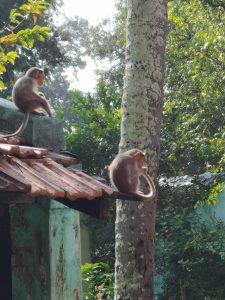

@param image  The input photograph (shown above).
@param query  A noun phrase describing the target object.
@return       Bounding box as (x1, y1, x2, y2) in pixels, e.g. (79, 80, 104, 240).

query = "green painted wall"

(10, 199, 50, 300)
(80, 214, 91, 264)
(198, 189, 225, 225)
(10, 199, 82, 300)
(50, 200, 82, 300)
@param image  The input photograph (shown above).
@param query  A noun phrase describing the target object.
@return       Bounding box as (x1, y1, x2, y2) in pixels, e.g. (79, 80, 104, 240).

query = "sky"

(62, 0, 116, 92)
(63, 0, 116, 26)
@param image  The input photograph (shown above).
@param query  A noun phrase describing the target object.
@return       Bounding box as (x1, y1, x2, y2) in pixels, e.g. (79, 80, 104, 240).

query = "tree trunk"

(114, 0, 167, 299)
(180, 280, 187, 300)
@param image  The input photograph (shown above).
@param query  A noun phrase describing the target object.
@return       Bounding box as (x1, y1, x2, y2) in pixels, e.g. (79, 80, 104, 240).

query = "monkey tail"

(135, 173, 156, 201)
(1, 112, 30, 138)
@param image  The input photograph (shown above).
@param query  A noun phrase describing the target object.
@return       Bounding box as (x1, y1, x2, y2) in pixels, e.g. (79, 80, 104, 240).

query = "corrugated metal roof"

(48, 151, 78, 167)
(0, 154, 115, 201)
(0, 144, 142, 218)
(0, 144, 118, 218)
(0, 134, 21, 145)
(0, 143, 48, 158)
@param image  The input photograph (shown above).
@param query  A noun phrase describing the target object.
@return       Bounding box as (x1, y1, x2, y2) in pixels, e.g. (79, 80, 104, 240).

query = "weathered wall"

(0, 98, 64, 151)
(10, 200, 50, 300)
(50, 200, 82, 300)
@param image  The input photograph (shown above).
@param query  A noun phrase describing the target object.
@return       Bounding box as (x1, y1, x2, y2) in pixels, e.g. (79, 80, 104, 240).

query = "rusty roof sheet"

(0, 144, 140, 218)
(0, 144, 78, 166)
(48, 151, 78, 167)
(0, 134, 21, 145)
(0, 143, 48, 158)
(0, 156, 115, 201)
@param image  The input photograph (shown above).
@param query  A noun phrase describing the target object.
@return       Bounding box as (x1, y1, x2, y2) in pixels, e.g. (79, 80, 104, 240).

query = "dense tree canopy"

(0, 0, 50, 89)
(61, 80, 121, 176)
(161, 0, 225, 176)
(0, 0, 87, 106)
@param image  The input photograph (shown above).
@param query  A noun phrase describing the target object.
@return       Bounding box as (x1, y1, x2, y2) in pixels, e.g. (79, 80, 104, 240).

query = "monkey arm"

(31, 111, 46, 116)
(30, 92, 52, 117)
(37, 91, 45, 97)
(141, 166, 147, 173)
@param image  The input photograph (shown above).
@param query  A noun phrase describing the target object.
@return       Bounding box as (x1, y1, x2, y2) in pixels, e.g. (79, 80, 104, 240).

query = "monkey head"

(133, 149, 145, 168)
(25, 67, 45, 86)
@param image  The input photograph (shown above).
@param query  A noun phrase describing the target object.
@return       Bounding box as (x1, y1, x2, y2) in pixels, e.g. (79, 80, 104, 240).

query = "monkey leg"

(30, 93, 52, 117)
(31, 111, 46, 116)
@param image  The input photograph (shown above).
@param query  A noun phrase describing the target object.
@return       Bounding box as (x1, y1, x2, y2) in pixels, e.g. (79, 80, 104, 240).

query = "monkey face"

(133, 150, 145, 168)
(137, 154, 145, 168)
(37, 72, 45, 86)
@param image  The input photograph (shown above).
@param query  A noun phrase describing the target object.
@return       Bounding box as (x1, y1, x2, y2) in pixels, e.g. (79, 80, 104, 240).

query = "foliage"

(154, 174, 225, 298)
(49, 16, 88, 74)
(82, 262, 114, 300)
(62, 80, 121, 176)
(0, 0, 87, 106)
(156, 204, 225, 300)
(161, 0, 225, 177)
(83, 0, 126, 88)
(42, 16, 89, 107)
(25, 15, 90, 108)
(88, 204, 116, 266)
(157, 3, 225, 296)
(0, 0, 50, 89)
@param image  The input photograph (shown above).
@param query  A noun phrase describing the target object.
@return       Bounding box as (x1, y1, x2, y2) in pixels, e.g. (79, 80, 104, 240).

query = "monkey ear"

(134, 151, 141, 159)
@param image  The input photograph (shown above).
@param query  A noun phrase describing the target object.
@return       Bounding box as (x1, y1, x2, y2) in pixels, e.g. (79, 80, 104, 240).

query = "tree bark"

(180, 280, 187, 300)
(114, 0, 167, 299)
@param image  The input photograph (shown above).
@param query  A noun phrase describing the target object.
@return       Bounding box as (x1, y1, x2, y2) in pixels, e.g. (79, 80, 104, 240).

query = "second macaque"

(1, 67, 52, 138)
(108, 149, 156, 200)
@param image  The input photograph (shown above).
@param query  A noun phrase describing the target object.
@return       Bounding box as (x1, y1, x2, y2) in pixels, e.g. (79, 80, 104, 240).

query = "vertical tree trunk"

(114, 0, 167, 299)
(180, 280, 187, 300)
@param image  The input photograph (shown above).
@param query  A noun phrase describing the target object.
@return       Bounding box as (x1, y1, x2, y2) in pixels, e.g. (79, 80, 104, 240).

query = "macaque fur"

(1, 67, 52, 138)
(108, 149, 156, 201)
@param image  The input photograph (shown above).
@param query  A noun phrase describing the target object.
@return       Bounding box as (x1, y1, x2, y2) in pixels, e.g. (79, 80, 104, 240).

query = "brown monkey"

(108, 149, 156, 201)
(1, 67, 52, 138)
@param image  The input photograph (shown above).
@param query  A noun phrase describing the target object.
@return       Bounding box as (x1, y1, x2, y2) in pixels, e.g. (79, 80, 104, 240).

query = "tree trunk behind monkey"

(114, 0, 167, 299)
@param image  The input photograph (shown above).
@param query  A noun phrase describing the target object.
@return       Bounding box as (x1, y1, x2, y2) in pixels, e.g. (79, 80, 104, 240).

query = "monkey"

(108, 149, 156, 201)
(1, 67, 52, 138)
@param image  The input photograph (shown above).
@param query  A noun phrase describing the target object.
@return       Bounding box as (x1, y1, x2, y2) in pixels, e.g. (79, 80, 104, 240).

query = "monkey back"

(109, 154, 139, 193)
(12, 77, 36, 112)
